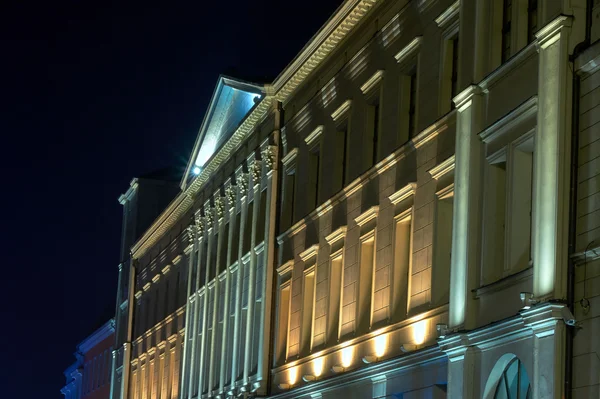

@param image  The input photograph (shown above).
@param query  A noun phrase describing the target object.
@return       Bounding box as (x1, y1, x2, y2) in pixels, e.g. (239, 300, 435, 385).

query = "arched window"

(493, 357, 531, 399)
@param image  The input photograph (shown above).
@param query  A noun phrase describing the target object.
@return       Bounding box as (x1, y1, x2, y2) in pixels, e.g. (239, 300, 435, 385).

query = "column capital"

(453, 84, 483, 111)
(535, 15, 572, 48)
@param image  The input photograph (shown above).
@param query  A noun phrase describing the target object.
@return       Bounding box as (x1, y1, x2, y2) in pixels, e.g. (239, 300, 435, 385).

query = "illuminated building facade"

(104, 0, 600, 398)
(62, 319, 115, 399)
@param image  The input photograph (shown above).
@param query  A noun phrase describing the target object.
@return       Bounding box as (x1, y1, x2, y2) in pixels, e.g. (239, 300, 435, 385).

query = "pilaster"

(532, 15, 573, 300)
(449, 84, 484, 330)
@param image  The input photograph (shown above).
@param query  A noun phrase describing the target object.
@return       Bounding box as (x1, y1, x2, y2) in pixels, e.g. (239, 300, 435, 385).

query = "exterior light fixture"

(400, 344, 417, 353)
(331, 365, 346, 373)
(520, 292, 538, 309)
(277, 383, 291, 390)
(302, 374, 317, 382)
(436, 323, 449, 338)
(362, 354, 379, 364)
(192, 166, 201, 175)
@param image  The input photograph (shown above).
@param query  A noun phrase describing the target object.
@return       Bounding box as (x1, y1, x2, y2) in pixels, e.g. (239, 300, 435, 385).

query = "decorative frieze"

(252, 159, 262, 186)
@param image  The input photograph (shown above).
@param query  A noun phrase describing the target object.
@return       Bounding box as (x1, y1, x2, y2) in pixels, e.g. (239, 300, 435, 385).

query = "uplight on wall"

(313, 357, 324, 377)
(374, 334, 387, 357)
(332, 346, 354, 373)
(278, 366, 297, 389)
(362, 334, 388, 364)
(413, 319, 427, 345)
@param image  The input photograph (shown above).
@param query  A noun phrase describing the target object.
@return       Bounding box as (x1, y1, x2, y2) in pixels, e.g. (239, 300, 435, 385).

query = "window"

(502, 0, 512, 62)
(408, 68, 418, 136)
(333, 124, 348, 193)
(328, 254, 343, 343)
(243, 202, 253, 254)
(392, 213, 411, 320)
(218, 222, 229, 275)
(275, 280, 291, 365)
(491, 357, 531, 399)
(300, 268, 315, 354)
(480, 100, 536, 286)
(308, 146, 321, 209)
(527, 0, 537, 43)
(358, 235, 375, 332)
(432, 189, 454, 306)
(281, 148, 298, 230)
(366, 100, 381, 168)
(450, 36, 459, 101)
(256, 189, 267, 243)
(232, 211, 241, 263)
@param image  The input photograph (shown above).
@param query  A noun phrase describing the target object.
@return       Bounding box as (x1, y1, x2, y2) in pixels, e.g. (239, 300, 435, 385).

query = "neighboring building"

(105, 0, 600, 398)
(110, 169, 181, 399)
(62, 319, 115, 399)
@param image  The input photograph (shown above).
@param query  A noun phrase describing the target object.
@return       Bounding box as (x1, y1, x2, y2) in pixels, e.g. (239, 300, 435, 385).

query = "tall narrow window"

(334, 126, 348, 193)
(256, 189, 267, 243)
(366, 101, 380, 168)
(502, 0, 512, 62)
(432, 192, 453, 306)
(276, 283, 291, 365)
(308, 147, 320, 209)
(408, 68, 418, 137)
(243, 202, 253, 254)
(219, 223, 229, 274)
(527, 0, 538, 43)
(507, 146, 533, 273)
(209, 234, 218, 281)
(482, 160, 507, 285)
(283, 171, 296, 228)
(300, 269, 315, 354)
(392, 216, 411, 321)
(450, 36, 459, 101)
(358, 235, 375, 333)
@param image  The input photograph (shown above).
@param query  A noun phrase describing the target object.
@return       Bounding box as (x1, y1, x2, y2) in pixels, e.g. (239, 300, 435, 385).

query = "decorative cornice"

(277, 260, 294, 277)
(76, 318, 115, 355)
(388, 183, 416, 205)
(479, 96, 537, 144)
(428, 156, 456, 181)
(360, 70, 385, 94)
(305, 125, 324, 146)
(435, 1, 460, 28)
(130, 0, 381, 261)
(299, 244, 319, 262)
(272, 0, 380, 103)
(281, 148, 299, 167)
(325, 226, 347, 246)
(331, 100, 352, 122)
(395, 37, 422, 64)
(535, 15, 572, 47)
(355, 206, 379, 226)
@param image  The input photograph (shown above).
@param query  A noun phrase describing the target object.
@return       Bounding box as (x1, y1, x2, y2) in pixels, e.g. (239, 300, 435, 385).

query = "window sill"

(473, 265, 533, 299)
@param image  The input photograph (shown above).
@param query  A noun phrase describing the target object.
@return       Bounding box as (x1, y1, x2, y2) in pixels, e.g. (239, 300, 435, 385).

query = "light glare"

(374, 334, 387, 358)
(413, 320, 427, 345)
(341, 346, 353, 368)
(192, 166, 201, 175)
(288, 367, 298, 385)
(313, 357, 324, 377)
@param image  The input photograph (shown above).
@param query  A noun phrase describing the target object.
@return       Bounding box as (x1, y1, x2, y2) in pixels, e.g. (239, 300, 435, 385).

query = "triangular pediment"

(181, 75, 264, 188)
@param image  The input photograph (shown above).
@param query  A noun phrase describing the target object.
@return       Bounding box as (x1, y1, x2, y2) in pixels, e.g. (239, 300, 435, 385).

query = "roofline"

(180, 75, 266, 190)
(131, 0, 380, 260)
(76, 319, 115, 355)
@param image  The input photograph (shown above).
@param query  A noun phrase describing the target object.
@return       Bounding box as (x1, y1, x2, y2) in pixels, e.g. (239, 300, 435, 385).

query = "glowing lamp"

(413, 320, 427, 345)
(302, 375, 317, 382)
(313, 357, 324, 377)
(192, 166, 201, 175)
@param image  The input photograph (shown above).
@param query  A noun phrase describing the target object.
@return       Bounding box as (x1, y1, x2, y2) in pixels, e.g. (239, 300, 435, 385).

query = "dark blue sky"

(0, 1, 343, 397)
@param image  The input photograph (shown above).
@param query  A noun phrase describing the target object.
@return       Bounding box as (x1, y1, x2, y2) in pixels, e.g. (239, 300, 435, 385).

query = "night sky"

(0, 1, 343, 397)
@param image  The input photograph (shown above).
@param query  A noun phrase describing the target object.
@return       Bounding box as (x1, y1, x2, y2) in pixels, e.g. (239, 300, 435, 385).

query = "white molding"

(360, 70, 385, 94)
(479, 97, 538, 144)
(395, 37, 422, 64)
(355, 206, 380, 226)
(435, 1, 460, 28)
(388, 183, 416, 205)
(277, 260, 294, 277)
(331, 100, 352, 122)
(305, 125, 324, 146)
(325, 226, 348, 246)
(428, 156, 455, 180)
(299, 244, 319, 262)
